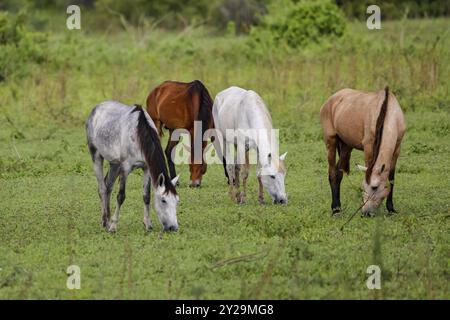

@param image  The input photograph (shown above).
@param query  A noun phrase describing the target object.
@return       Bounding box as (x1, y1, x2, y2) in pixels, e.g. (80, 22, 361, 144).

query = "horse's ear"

(171, 175, 180, 186)
(157, 173, 165, 188)
(357, 164, 367, 172)
(279, 152, 287, 161)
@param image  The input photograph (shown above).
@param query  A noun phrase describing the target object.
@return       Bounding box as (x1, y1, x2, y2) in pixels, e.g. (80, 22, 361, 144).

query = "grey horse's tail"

(132, 105, 177, 194)
(85, 105, 99, 161)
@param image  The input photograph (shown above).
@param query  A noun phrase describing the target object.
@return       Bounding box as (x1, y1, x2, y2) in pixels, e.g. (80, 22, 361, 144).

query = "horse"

(146, 80, 214, 188)
(212, 86, 288, 204)
(319, 87, 406, 216)
(86, 101, 180, 232)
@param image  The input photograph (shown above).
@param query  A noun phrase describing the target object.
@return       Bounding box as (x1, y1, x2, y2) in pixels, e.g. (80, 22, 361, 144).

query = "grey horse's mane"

(132, 105, 177, 195)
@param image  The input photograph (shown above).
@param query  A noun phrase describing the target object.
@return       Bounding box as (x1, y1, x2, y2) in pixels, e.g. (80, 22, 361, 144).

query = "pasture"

(0, 18, 449, 299)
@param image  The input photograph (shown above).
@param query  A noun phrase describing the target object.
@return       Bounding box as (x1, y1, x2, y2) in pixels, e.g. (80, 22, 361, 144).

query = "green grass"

(0, 18, 449, 299)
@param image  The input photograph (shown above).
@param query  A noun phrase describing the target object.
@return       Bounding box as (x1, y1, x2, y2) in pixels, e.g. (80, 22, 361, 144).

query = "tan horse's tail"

(366, 86, 389, 183)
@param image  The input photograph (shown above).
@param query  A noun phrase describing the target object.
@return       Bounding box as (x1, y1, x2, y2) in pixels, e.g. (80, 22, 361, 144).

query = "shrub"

(249, 0, 346, 49)
(0, 11, 48, 81)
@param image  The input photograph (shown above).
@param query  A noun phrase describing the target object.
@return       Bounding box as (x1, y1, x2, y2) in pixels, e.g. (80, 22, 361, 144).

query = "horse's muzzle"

(164, 224, 179, 232)
(273, 197, 288, 205)
(189, 180, 201, 188)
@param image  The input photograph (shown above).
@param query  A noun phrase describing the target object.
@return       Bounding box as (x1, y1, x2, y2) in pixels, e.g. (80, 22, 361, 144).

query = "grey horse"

(86, 101, 180, 232)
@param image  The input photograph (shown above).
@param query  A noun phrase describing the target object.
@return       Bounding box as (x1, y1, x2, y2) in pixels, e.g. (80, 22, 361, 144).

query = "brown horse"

(320, 87, 406, 216)
(146, 80, 214, 187)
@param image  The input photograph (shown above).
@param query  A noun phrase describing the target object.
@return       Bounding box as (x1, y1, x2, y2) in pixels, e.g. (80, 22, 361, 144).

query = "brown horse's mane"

(132, 105, 177, 195)
(366, 86, 389, 183)
(187, 80, 213, 138)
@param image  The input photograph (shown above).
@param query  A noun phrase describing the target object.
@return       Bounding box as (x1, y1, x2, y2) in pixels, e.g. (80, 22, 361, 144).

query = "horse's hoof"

(387, 209, 398, 216)
(361, 212, 374, 218)
(332, 208, 341, 216)
(234, 192, 244, 204)
(143, 221, 153, 232)
(108, 223, 117, 233)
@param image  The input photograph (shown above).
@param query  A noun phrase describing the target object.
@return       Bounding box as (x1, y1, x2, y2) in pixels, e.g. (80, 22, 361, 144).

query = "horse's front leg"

(108, 167, 130, 233)
(142, 168, 152, 231)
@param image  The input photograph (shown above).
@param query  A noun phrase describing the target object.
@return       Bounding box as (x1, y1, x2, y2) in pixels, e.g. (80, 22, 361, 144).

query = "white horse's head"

(153, 174, 180, 231)
(259, 152, 288, 204)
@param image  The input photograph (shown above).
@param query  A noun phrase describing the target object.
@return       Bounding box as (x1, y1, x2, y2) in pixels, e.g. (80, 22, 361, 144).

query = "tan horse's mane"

(366, 86, 389, 183)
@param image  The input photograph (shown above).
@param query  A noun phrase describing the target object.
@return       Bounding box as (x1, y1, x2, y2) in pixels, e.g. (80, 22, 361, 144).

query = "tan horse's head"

(360, 164, 390, 216)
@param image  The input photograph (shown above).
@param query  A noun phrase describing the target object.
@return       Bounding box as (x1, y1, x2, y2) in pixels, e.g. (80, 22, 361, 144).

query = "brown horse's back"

(146, 81, 197, 131)
(145, 80, 214, 187)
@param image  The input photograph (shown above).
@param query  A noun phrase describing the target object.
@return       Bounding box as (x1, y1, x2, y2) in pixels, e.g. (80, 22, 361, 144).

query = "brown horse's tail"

(189, 80, 213, 141)
(366, 86, 389, 183)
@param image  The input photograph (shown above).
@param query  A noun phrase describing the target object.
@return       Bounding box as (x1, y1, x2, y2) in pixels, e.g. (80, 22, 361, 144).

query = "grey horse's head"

(153, 174, 180, 231)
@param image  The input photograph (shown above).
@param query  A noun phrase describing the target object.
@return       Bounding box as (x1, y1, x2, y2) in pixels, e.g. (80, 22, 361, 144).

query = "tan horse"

(320, 87, 406, 216)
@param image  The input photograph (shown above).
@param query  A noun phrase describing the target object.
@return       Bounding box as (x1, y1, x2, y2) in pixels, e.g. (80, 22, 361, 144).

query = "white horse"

(86, 101, 180, 232)
(212, 86, 287, 204)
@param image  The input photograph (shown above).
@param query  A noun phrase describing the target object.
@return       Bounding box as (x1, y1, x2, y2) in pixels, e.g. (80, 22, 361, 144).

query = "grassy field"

(0, 17, 449, 299)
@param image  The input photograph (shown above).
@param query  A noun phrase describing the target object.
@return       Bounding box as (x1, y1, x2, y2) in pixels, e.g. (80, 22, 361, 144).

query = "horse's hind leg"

(386, 144, 401, 214)
(103, 163, 121, 228)
(215, 136, 230, 184)
(92, 153, 109, 227)
(142, 168, 152, 231)
(234, 164, 242, 204)
(337, 140, 352, 175)
(165, 130, 179, 181)
(238, 151, 250, 204)
(326, 135, 341, 215)
(225, 144, 237, 201)
(335, 140, 352, 212)
(108, 167, 130, 233)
